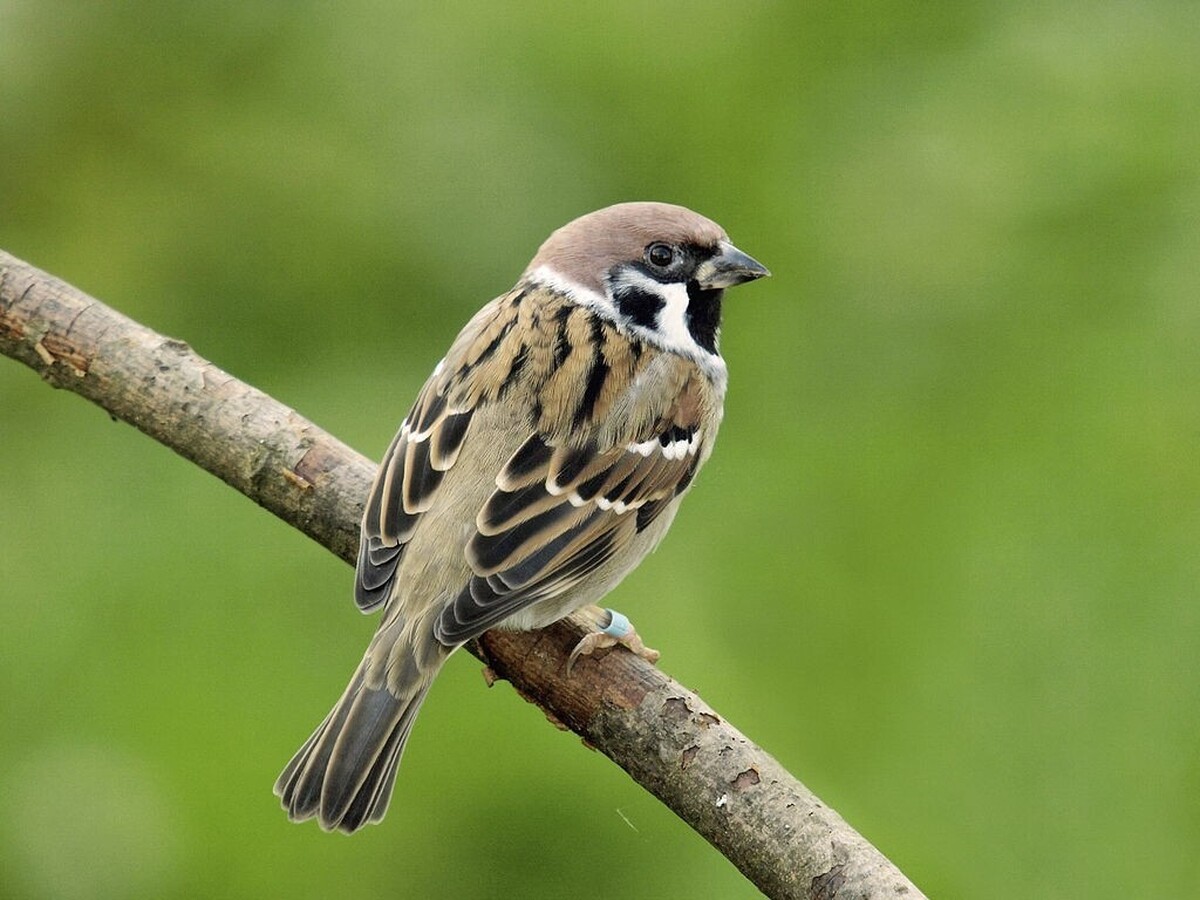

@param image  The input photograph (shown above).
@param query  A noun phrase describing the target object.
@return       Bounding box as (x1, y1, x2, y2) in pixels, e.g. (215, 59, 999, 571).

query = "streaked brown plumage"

(275, 202, 768, 832)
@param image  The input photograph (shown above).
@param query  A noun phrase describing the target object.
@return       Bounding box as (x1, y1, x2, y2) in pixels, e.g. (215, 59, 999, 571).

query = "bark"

(0, 249, 925, 900)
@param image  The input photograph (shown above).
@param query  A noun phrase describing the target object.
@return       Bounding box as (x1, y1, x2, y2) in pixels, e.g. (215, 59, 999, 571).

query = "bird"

(274, 201, 769, 832)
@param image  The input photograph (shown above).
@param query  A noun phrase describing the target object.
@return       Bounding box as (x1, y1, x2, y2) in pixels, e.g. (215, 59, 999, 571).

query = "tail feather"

(274, 656, 435, 833)
(338, 707, 415, 831)
(275, 673, 362, 820)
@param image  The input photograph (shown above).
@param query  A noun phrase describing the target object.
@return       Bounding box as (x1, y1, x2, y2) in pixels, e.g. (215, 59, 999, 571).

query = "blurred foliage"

(2, 1, 1198, 897)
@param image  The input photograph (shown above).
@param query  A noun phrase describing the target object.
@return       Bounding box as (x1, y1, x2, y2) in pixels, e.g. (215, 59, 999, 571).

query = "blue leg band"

(602, 609, 632, 638)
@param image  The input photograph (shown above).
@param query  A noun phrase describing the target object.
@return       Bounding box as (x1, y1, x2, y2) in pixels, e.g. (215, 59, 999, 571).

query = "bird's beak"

(694, 240, 771, 290)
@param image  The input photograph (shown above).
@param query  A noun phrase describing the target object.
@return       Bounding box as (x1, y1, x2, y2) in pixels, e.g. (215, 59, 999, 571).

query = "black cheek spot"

(613, 284, 665, 329)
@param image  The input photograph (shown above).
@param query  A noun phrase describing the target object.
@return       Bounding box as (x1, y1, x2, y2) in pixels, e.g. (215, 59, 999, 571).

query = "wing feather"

(355, 377, 475, 612)
(430, 411, 472, 470)
(401, 438, 444, 514)
(495, 434, 555, 491)
(434, 424, 702, 644)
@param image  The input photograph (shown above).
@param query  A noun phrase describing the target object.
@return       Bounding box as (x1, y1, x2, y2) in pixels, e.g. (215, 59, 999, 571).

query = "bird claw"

(566, 608, 660, 673)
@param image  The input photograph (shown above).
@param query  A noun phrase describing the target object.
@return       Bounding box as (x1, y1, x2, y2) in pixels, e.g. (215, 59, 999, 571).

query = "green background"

(2, 3, 1197, 897)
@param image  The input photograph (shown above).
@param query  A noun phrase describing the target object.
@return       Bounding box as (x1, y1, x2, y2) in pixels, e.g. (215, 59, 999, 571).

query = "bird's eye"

(646, 242, 676, 269)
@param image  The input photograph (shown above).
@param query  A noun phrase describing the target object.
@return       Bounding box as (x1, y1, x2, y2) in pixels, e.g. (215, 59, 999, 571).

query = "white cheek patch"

(650, 281, 699, 356)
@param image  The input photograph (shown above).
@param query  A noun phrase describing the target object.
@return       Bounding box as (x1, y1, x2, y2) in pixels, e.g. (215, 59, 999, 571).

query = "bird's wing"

(432, 412, 705, 644)
(354, 373, 475, 610)
(355, 284, 533, 611)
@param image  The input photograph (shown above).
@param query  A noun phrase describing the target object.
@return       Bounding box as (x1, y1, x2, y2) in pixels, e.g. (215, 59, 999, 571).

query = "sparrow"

(274, 201, 769, 832)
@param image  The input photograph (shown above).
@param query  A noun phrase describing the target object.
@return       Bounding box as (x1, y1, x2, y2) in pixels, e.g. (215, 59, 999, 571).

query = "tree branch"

(0, 249, 925, 900)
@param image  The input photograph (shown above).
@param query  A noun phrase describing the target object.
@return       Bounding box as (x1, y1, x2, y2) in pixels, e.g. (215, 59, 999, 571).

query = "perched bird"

(275, 201, 769, 832)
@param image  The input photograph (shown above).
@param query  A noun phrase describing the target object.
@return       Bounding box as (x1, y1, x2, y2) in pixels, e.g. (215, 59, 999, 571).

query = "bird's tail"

(274, 639, 442, 833)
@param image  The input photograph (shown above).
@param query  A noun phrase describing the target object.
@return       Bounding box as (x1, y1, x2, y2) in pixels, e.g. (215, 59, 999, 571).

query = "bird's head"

(523, 201, 769, 360)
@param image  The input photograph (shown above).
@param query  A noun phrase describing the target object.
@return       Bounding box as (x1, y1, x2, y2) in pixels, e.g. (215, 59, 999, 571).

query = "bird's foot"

(567, 608, 660, 673)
